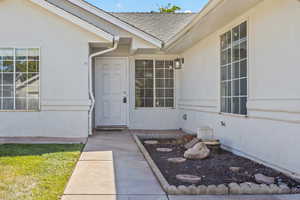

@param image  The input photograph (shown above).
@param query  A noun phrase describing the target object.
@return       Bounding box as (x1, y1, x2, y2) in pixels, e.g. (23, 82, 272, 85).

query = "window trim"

(134, 58, 176, 110)
(219, 21, 249, 116)
(0, 47, 41, 112)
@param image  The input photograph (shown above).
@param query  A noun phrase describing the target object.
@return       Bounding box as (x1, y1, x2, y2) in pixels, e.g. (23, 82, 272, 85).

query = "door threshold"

(95, 125, 127, 132)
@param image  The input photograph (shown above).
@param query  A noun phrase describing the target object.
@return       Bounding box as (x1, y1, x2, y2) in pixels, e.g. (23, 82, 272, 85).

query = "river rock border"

(133, 133, 297, 195)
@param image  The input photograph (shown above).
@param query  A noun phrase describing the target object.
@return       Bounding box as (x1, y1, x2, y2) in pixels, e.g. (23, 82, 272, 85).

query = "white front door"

(95, 58, 128, 126)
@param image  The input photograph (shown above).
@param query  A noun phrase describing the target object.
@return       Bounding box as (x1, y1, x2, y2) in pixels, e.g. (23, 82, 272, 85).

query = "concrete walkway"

(62, 131, 300, 200)
(62, 131, 167, 200)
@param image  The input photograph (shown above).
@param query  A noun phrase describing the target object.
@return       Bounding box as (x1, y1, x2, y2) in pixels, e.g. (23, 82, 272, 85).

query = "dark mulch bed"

(143, 139, 300, 188)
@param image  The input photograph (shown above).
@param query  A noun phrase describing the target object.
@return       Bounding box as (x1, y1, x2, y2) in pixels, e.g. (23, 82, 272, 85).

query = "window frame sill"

(218, 112, 248, 118)
(135, 107, 176, 111)
(0, 110, 41, 112)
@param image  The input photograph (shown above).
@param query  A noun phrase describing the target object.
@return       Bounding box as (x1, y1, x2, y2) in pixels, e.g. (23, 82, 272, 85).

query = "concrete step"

(95, 126, 127, 132)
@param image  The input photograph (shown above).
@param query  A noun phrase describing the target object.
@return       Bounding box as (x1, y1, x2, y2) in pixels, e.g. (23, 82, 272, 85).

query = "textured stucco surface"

(179, 0, 300, 174)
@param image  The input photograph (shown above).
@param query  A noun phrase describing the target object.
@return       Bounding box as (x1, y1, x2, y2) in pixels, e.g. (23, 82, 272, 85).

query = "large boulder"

(184, 142, 210, 160)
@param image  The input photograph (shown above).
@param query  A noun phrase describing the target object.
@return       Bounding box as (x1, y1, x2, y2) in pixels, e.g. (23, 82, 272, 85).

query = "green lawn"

(0, 144, 84, 200)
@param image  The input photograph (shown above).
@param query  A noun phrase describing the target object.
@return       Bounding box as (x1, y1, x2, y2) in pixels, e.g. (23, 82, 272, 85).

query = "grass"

(0, 144, 84, 200)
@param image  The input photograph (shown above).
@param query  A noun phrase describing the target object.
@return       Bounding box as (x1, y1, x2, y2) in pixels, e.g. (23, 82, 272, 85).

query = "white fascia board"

(67, 0, 163, 48)
(29, 0, 114, 42)
(164, 0, 223, 50)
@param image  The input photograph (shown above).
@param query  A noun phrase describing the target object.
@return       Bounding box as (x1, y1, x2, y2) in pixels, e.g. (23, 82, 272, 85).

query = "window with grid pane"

(135, 59, 174, 108)
(0, 48, 40, 111)
(220, 21, 247, 115)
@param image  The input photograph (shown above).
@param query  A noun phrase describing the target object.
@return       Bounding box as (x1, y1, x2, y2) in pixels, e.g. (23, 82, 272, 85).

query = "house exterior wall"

(0, 0, 106, 138)
(179, 0, 300, 174)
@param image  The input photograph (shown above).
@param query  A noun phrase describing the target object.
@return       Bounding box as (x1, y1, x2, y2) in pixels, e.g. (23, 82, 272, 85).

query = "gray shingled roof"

(110, 12, 197, 42)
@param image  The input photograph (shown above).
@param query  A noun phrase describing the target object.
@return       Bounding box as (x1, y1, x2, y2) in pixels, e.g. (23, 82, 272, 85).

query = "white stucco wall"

(179, 0, 300, 175)
(0, 0, 107, 138)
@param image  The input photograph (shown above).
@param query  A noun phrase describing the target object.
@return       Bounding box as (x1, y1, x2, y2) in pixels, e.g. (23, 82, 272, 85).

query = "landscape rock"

(240, 182, 252, 194)
(188, 185, 198, 195)
(178, 185, 189, 194)
(229, 167, 241, 173)
(248, 183, 262, 194)
(260, 184, 272, 194)
(269, 184, 280, 194)
(156, 148, 172, 152)
(253, 184, 268, 194)
(184, 137, 200, 149)
(206, 185, 217, 194)
(255, 173, 275, 184)
(197, 185, 207, 194)
(228, 183, 241, 194)
(184, 142, 210, 160)
(279, 184, 291, 194)
(166, 185, 178, 195)
(176, 174, 202, 184)
(167, 157, 186, 164)
(144, 140, 158, 145)
(216, 184, 228, 195)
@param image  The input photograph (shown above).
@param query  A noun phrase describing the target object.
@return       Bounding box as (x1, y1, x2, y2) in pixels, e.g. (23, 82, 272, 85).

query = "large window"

(135, 59, 175, 108)
(0, 48, 40, 111)
(220, 21, 247, 115)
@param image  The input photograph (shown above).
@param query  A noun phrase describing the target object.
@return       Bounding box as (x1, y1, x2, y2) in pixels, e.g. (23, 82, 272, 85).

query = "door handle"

(123, 97, 127, 103)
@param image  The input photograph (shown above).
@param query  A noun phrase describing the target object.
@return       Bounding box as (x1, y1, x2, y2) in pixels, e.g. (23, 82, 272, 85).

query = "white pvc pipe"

(88, 37, 120, 135)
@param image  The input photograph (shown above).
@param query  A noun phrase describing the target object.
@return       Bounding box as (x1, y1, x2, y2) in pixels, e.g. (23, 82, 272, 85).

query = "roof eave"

(164, 0, 223, 51)
(30, 0, 114, 43)
(164, 0, 263, 53)
(66, 0, 163, 48)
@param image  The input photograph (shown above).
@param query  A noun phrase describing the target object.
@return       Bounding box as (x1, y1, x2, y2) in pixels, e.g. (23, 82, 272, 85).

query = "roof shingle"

(110, 12, 197, 42)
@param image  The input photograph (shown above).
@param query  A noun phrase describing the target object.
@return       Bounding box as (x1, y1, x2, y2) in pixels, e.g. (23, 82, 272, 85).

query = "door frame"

(94, 57, 130, 127)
